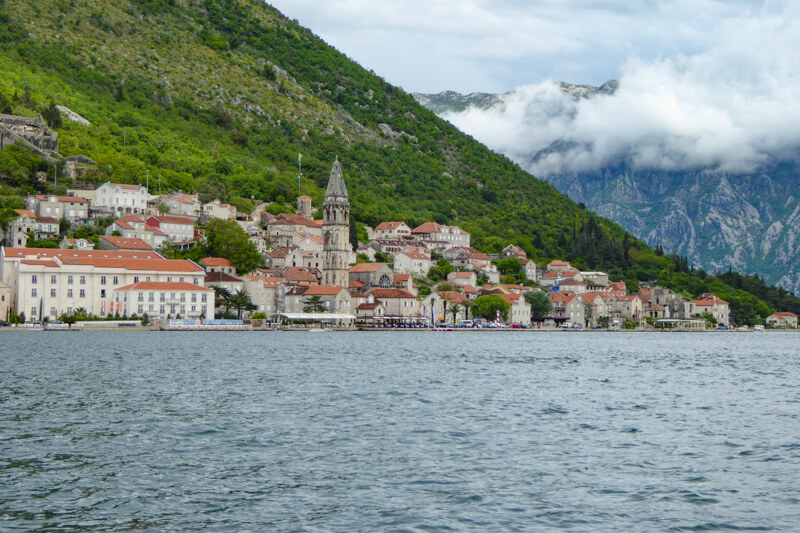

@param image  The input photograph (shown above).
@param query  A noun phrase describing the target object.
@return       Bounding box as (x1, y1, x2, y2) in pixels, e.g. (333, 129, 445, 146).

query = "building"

(349, 263, 394, 289)
(369, 288, 421, 322)
(59, 237, 95, 250)
(98, 236, 153, 251)
(0, 247, 205, 321)
(296, 195, 313, 219)
(202, 199, 237, 220)
(766, 312, 798, 328)
(25, 195, 89, 221)
(322, 158, 350, 288)
(393, 251, 432, 277)
(93, 182, 148, 216)
(159, 192, 201, 218)
(199, 257, 236, 276)
(369, 221, 412, 241)
(106, 215, 168, 249)
(411, 222, 470, 251)
(145, 215, 195, 244)
(693, 294, 730, 327)
(114, 281, 213, 320)
(283, 285, 352, 315)
(0, 280, 10, 321)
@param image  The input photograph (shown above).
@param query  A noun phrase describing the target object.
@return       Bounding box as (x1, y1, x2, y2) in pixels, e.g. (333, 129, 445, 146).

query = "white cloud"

(441, 1, 800, 175)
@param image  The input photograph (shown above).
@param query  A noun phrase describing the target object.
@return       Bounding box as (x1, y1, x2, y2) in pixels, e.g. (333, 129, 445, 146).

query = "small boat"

(754, 325, 765, 333)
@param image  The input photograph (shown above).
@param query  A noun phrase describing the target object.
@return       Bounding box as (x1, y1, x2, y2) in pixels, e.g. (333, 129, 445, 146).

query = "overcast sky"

(268, 1, 799, 175)
(268, 0, 766, 94)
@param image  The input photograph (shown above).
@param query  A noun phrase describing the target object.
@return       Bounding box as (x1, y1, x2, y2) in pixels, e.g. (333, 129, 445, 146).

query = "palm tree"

(213, 286, 233, 315)
(450, 303, 462, 324)
(231, 289, 256, 318)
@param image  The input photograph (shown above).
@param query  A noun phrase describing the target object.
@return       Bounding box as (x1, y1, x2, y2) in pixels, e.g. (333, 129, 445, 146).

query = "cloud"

(441, 2, 800, 175)
(268, 0, 762, 92)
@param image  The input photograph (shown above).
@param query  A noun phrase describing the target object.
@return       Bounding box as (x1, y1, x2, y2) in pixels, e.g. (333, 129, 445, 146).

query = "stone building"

(322, 158, 350, 288)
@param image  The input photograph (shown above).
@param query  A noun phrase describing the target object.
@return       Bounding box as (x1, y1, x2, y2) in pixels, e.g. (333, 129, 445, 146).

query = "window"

(193, 278, 199, 285)
(191, 294, 197, 303)
(160, 294, 165, 302)
(146, 277, 151, 282)
(50, 307, 56, 317)
(180, 306, 186, 315)
(31, 307, 37, 318)
(138, 305, 144, 314)
(191, 305, 196, 312)
(180, 277, 184, 283)
(32, 275, 38, 284)
(149, 293, 155, 302)
(50, 275, 57, 284)
(100, 289, 106, 298)
(67, 307, 73, 315)
(67, 275, 73, 285)
(113, 276, 119, 284)
(149, 305, 155, 311)
(79, 289, 86, 298)
(101, 276, 106, 285)
(170, 305, 176, 314)
(67, 289, 73, 298)
(202, 294, 207, 303)
(80, 275, 86, 285)
(171, 293, 176, 301)
(31, 288, 37, 297)
(133, 276, 139, 283)
(180, 294, 185, 302)
(160, 305, 165, 314)
(50, 288, 56, 298)
(138, 293, 144, 302)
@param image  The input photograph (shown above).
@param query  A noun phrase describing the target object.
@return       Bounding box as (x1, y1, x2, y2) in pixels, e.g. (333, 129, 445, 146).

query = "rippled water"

(2, 331, 800, 531)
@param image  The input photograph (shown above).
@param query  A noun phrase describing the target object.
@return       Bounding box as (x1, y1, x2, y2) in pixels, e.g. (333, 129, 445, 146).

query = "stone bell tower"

(322, 157, 350, 288)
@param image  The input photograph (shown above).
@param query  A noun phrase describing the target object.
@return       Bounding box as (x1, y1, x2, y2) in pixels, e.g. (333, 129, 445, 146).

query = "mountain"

(413, 81, 800, 295)
(1, 0, 799, 322)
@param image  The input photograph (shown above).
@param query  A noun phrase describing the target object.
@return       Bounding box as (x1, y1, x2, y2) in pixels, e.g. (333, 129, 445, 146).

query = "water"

(2, 331, 799, 531)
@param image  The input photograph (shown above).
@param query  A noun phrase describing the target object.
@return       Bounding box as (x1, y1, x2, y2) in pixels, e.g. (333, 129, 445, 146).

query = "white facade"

(94, 182, 148, 216)
(26, 195, 89, 221)
(115, 282, 213, 320)
(1, 247, 204, 321)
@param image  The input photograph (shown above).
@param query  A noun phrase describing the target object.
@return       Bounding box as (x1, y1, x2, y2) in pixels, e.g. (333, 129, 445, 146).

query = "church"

(321, 157, 350, 288)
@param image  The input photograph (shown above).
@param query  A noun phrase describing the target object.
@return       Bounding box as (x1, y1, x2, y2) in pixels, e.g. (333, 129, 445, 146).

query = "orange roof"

(412, 221, 442, 233)
(375, 221, 408, 231)
(371, 288, 417, 299)
(399, 252, 430, 260)
(20, 259, 60, 267)
(349, 262, 389, 273)
(148, 215, 194, 226)
(117, 281, 212, 291)
(99, 236, 153, 250)
(452, 272, 475, 278)
(302, 285, 346, 296)
(200, 257, 233, 267)
(2, 248, 163, 260)
(462, 284, 478, 293)
(35, 195, 88, 203)
(774, 312, 797, 317)
(59, 257, 202, 272)
(438, 291, 468, 304)
(14, 209, 36, 218)
(548, 260, 572, 266)
(393, 273, 410, 282)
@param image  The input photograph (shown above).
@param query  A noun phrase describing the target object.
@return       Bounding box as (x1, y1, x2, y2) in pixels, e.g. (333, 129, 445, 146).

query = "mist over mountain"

(412, 12, 800, 293)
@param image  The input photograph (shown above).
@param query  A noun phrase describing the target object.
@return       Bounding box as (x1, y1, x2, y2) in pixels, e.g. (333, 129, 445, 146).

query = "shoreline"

(1, 326, 796, 333)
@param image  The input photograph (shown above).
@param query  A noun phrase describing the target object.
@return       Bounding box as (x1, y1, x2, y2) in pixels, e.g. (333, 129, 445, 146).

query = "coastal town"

(2, 146, 795, 331)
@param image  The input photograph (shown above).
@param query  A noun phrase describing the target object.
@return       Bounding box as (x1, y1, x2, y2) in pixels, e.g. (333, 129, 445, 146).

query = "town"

(0, 111, 795, 330)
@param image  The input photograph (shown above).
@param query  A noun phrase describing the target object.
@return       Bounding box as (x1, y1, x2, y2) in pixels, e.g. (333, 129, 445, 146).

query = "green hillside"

(1, 0, 799, 323)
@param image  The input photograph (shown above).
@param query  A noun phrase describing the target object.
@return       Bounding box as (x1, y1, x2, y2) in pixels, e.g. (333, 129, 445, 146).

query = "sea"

(2, 331, 799, 531)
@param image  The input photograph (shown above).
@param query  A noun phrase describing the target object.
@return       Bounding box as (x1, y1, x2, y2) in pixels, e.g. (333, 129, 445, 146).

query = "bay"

(1, 331, 799, 531)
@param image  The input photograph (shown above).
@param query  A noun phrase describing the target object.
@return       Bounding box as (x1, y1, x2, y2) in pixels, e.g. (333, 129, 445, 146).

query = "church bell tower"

(322, 157, 350, 288)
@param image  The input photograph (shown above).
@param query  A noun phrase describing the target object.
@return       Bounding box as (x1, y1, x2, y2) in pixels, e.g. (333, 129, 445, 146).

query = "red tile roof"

(349, 262, 389, 273)
(2, 248, 163, 260)
(371, 288, 417, 299)
(375, 221, 408, 231)
(99, 236, 153, 250)
(117, 281, 212, 291)
(301, 285, 347, 296)
(14, 209, 36, 218)
(147, 215, 195, 226)
(35, 195, 88, 203)
(200, 257, 233, 267)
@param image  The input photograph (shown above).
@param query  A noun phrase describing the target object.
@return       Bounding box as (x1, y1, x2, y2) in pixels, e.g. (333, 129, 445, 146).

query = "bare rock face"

(546, 164, 800, 294)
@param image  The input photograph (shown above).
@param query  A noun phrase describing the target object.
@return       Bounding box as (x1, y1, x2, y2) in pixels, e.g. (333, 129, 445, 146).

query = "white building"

(0, 247, 205, 322)
(93, 182, 149, 216)
(115, 281, 214, 320)
(202, 199, 237, 220)
(393, 251, 432, 277)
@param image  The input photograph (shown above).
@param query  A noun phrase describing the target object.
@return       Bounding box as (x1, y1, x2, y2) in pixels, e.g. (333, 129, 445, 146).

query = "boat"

(754, 325, 765, 333)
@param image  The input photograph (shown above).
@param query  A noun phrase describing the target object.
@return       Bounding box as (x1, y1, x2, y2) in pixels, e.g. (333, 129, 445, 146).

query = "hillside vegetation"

(1, 0, 799, 323)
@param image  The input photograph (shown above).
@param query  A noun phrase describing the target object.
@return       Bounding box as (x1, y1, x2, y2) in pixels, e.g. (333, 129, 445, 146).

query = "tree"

(213, 286, 233, 315)
(205, 219, 264, 274)
(497, 257, 524, 279)
(524, 290, 553, 325)
(230, 289, 256, 318)
(59, 217, 71, 235)
(42, 100, 62, 129)
(449, 303, 462, 324)
(303, 295, 325, 313)
(471, 294, 511, 322)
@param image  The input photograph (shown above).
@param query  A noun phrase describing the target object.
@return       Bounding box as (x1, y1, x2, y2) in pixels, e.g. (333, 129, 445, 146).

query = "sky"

(268, 1, 800, 175)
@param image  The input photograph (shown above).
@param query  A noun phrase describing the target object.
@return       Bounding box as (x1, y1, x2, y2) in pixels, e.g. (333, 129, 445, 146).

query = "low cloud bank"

(444, 4, 800, 176)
